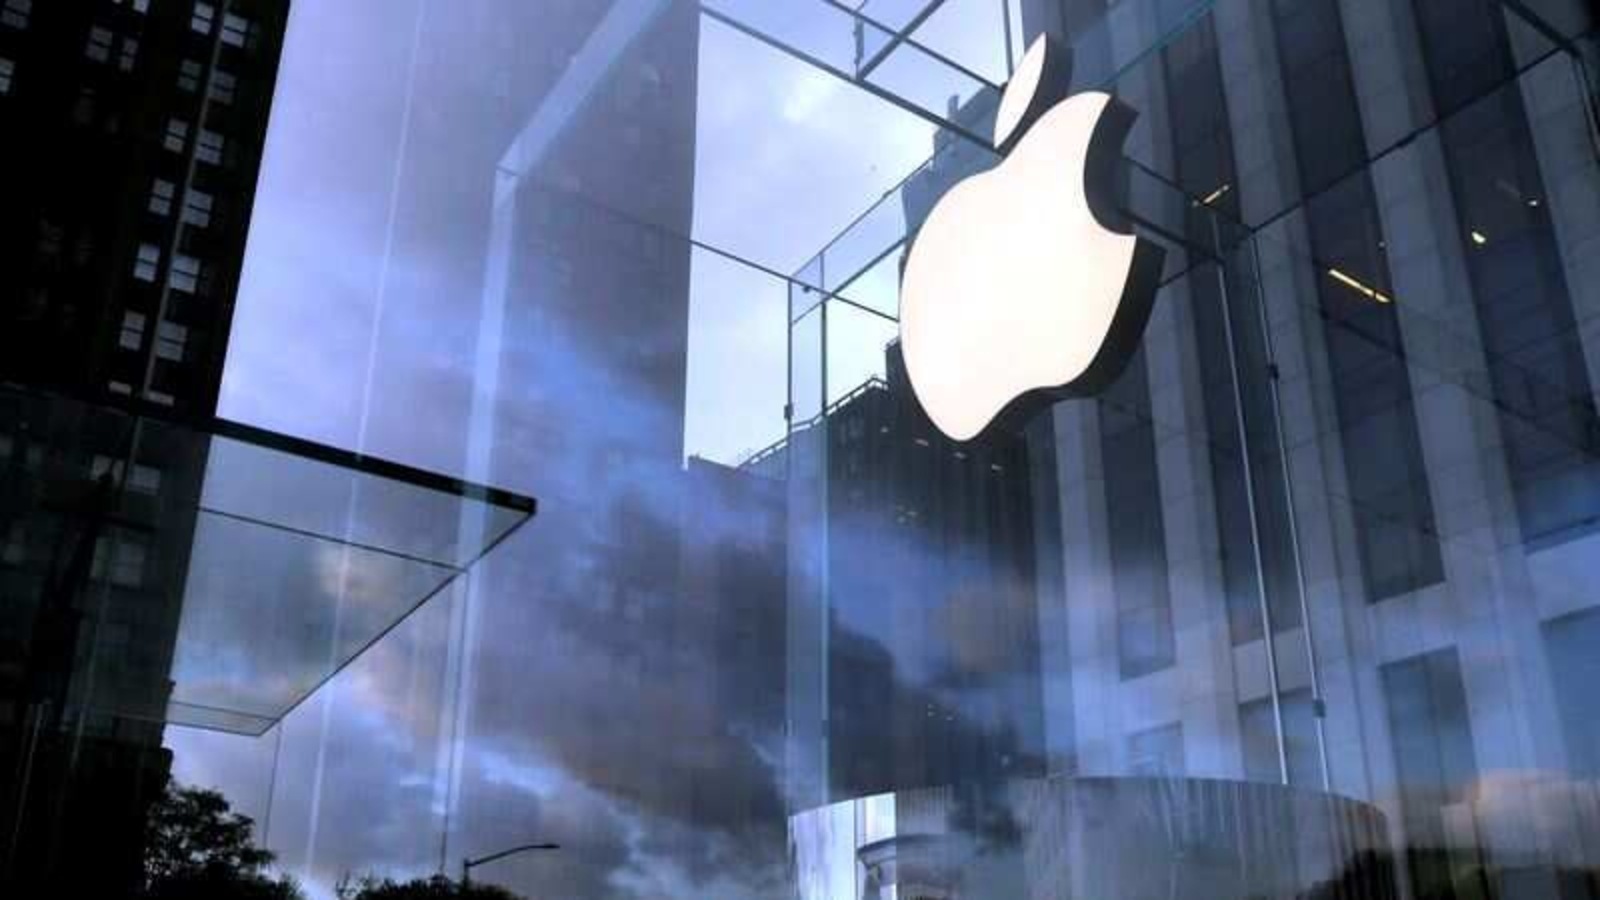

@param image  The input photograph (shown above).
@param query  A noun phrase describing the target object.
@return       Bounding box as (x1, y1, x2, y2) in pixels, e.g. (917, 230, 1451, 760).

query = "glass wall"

(3, 1, 1600, 898)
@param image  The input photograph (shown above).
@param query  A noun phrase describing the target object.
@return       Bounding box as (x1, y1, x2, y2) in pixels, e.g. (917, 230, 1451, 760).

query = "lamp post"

(461, 842, 559, 890)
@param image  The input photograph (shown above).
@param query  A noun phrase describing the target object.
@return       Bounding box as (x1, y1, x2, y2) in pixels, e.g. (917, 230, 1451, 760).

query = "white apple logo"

(900, 35, 1165, 441)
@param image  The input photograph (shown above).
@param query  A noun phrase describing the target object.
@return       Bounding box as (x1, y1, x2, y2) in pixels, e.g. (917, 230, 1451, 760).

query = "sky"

(163, 2, 1021, 898)
(137, 2, 1600, 896)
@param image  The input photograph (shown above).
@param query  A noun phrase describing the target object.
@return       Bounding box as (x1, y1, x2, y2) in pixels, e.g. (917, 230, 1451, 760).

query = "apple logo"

(899, 34, 1166, 442)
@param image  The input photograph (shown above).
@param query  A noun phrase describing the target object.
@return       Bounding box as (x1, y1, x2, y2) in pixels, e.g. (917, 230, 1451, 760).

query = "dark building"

(674, 457, 788, 869)
(0, 0, 286, 412)
(0, 0, 288, 893)
(440, 3, 713, 890)
(777, 341, 1044, 807)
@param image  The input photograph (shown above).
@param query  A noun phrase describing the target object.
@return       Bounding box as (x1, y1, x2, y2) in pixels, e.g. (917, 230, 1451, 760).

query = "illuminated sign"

(900, 35, 1165, 441)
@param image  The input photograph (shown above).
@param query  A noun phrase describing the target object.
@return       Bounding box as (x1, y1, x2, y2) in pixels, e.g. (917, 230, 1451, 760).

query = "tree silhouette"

(336, 873, 524, 899)
(143, 777, 303, 899)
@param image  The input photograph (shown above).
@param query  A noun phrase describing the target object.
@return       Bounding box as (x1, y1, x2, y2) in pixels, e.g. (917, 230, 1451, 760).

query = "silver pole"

(1211, 216, 1289, 785)
(1246, 233, 1332, 791)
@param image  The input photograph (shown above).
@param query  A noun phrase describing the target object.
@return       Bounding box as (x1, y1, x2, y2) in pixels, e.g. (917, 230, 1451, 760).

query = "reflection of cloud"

(312, 542, 414, 615)
(192, 2, 1038, 898)
(781, 71, 844, 122)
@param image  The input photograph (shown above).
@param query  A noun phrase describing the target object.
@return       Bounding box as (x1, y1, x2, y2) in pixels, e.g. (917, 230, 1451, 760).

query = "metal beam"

(699, 3, 994, 150)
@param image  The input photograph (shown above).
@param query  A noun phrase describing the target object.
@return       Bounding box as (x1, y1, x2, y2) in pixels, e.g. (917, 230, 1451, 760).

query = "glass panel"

(6, 0, 1600, 896)
(824, 297, 899, 409)
(0, 386, 531, 740)
(685, 246, 789, 465)
(907, 0, 1014, 84)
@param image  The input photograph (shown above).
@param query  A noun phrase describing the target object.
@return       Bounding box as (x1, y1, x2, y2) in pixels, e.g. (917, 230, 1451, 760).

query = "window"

(94, 537, 146, 588)
(1545, 607, 1600, 778)
(195, 129, 224, 165)
(73, 85, 97, 124)
(1266, 0, 1445, 601)
(177, 59, 202, 92)
(220, 12, 250, 47)
(90, 454, 124, 481)
(208, 69, 235, 104)
(168, 253, 200, 292)
(1382, 649, 1479, 899)
(0, 57, 13, 95)
(163, 117, 189, 153)
(112, 0, 151, 12)
(1104, 350, 1175, 679)
(119, 36, 139, 72)
(133, 243, 161, 281)
(1127, 723, 1184, 776)
(128, 463, 161, 494)
(1, 0, 30, 29)
(119, 310, 147, 349)
(190, 1, 215, 34)
(36, 220, 63, 258)
(108, 380, 133, 395)
(1, 525, 23, 567)
(1240, 690, 1320, 786)
(148, 178, 175, 216)
(86, 27, 115, 63)
(155, 322, 187, 361)
(1433, 96, 1600, 547)
(181, 189, 212, 227)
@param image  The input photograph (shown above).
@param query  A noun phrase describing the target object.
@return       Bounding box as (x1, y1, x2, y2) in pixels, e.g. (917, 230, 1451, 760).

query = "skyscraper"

(0, 0, 286, 412)
(1006, 0, 1600, 894)
(0, 0, 288, 892)
(777, 339, 1044, 809)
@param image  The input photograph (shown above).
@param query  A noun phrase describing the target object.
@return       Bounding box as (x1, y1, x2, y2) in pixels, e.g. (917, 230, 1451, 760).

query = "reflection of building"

(458, 0, 716, 883)
(0, 0, 288, 893)
(778, 342, 1044, 809)
(676, 458, 788, 841)
(0, 0, 285, 412)
(1000, 0, 1600, 896)
(900, 89, 1000, 233)
(791, 776, 1394, 900)
(782, 1, 1600, 895)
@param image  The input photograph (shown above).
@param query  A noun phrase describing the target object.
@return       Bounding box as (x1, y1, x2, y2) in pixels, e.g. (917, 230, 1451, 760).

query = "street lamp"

(461, 842, 560, 890)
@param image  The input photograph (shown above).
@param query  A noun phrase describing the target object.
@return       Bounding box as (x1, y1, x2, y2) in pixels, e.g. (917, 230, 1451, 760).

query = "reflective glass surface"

(3, 0, 1600, 898)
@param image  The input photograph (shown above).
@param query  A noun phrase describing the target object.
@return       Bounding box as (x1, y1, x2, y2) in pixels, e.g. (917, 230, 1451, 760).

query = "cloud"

(183, 3, 1043, 898)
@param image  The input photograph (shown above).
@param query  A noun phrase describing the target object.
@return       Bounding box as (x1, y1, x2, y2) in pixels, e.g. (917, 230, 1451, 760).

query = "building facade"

(784, 1, 1600, 897)
(0, 0, 288, 893)
(3, 2, 1597, 899)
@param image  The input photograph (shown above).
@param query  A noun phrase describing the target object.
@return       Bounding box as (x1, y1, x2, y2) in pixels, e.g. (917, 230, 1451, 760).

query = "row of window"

(64, 74, 236, 144)
(88, 38, 241, 107)
(79, 0, 251, 48)
(133, 241, 203, 293)
(118, 309, 188, 362)
(163, 116, 225, 163)
(1, 0, 28, 31)
(1134, 618, 1600, 796)
(107, 379, 174, 406)
(192, 2, 254, 48)
(89, 453, 163, 494)
(0, 439, 164, 496)
(149, 177, 214, 226)
(86, 25, 139, 71)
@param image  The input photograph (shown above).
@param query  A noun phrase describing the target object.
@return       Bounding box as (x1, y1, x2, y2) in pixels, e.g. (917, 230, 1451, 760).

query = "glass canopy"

(0, 385, 533, 737)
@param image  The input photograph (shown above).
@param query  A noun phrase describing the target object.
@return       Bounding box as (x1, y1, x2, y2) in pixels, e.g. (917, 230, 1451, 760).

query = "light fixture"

(1198, 183, 1231, 206)
(1527, 198, 1541, 207)
(1327, 267, 1392, 304)
(1471, 230, 1487, 245)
